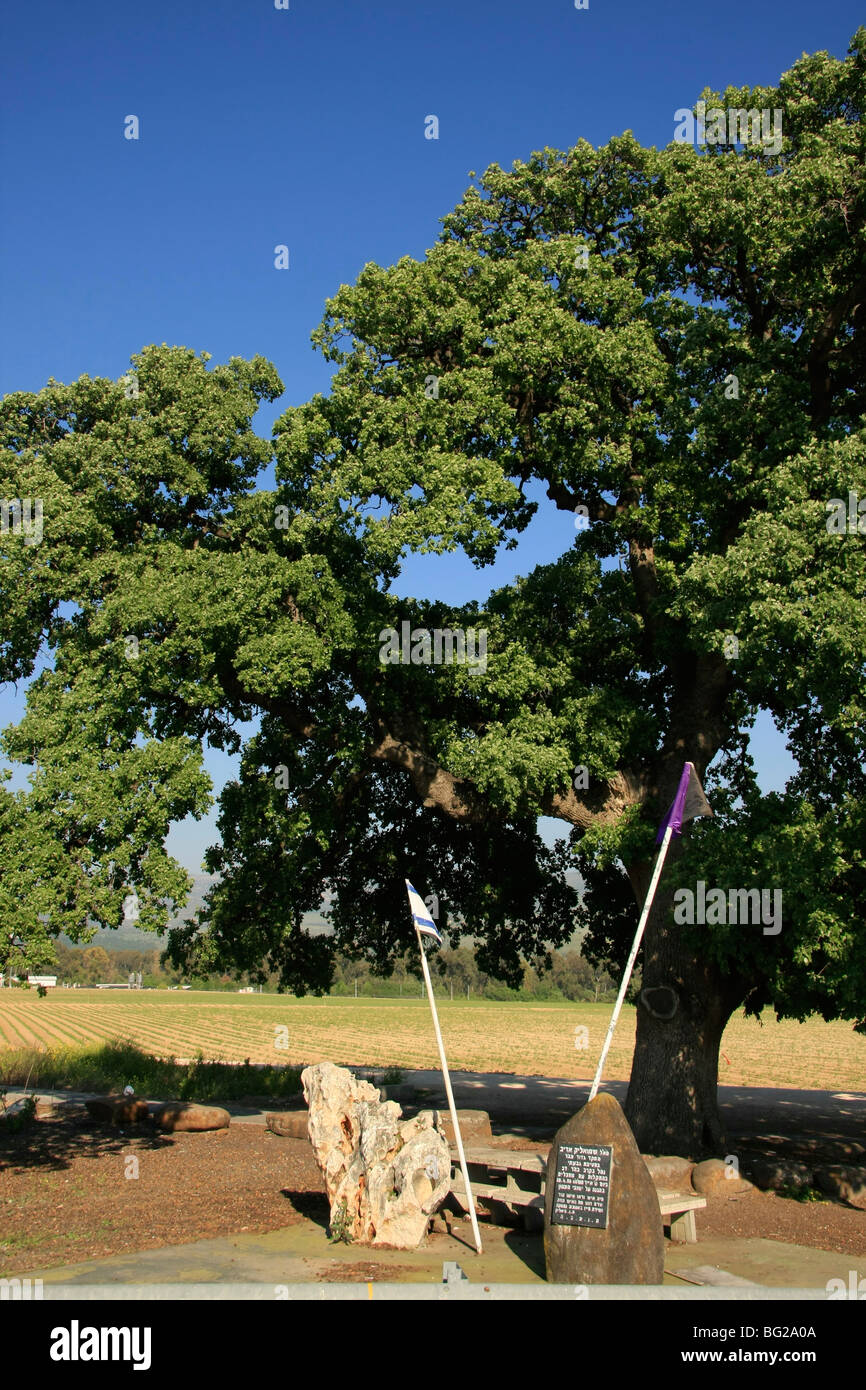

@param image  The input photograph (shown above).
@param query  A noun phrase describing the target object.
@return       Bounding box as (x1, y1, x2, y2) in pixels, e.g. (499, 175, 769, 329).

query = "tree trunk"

(622, 850, 747, 1158)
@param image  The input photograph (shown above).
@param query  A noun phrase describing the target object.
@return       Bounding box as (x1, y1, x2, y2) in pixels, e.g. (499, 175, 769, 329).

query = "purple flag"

(656, 762, 713, 843)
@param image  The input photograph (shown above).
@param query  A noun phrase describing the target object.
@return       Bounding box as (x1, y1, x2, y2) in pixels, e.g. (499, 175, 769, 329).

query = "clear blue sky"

(3, 0, 854, 870)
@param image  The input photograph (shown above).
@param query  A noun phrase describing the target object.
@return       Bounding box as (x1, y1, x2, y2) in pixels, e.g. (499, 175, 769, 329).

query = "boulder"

(112, 1099, 149, 1126)
(154, 1102, 230, 1133)
(378, 1084, 415, 1106)
(814, 1164, 866, 1208)
(642, 1155, 695, 1191)
(302, 1061, 451, 1249)
(84, 1096, 149, 1125)
(745, 1158, 814, 1193)
(85, 1097, 118, 1122)
(692, 1158, 753, 1197)
(544, 1093, 664, 1285)
(437, 1109, 492, 1146)
(266, 1111, 309, 1139)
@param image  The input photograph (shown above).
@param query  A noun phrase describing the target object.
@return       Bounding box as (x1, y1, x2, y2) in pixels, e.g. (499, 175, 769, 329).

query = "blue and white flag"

(405, 879, 442, 945)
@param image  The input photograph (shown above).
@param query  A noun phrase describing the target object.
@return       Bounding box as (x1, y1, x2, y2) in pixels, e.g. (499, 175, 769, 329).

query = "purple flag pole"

(587, 763, 694, 1103)
(655, 762, 694, 843)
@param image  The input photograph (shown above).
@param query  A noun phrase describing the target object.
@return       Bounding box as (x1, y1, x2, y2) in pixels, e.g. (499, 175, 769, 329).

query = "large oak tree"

(2, 33, 864, 1153)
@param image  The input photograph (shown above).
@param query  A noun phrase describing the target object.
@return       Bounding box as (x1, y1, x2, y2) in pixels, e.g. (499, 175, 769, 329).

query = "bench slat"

(451, 1147, 548, 1175)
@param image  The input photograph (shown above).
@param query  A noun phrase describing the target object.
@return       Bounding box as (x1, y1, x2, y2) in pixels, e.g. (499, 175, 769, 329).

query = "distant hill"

(59, 875, 331, 950)
(58, 869, 584, 951)
(59, 874, 214, 951)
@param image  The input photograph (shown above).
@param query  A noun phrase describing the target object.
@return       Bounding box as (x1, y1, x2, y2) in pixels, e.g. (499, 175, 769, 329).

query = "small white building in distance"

(0, 974, 57, 987)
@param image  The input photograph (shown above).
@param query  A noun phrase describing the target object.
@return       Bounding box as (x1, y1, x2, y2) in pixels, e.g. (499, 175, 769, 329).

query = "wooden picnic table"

(448, 1146, 706, 1241)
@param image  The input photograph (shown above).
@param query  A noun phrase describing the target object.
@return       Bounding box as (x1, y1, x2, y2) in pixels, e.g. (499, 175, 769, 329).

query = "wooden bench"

(656, 1190, 707, 1243)
(448, 1148, 706, 1242)
(449, 1149, 546, 1231)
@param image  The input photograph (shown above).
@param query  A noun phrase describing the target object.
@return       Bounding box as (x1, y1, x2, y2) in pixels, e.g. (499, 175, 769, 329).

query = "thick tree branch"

(544, 478, 617, 522)
(807, 268, 866, 422)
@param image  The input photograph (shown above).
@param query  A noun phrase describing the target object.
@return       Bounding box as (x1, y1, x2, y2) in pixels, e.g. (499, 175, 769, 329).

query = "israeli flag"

(405, 879, 442, 944)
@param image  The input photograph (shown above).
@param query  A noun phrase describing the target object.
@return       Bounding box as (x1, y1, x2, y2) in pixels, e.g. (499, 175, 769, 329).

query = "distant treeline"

(331, 947, 619, 1003)
(53, 943, 173, 988)
(50, 941, 620, 1002)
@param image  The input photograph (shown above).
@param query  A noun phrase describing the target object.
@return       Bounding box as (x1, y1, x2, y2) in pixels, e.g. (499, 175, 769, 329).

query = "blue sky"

(3, 0, 856, 870)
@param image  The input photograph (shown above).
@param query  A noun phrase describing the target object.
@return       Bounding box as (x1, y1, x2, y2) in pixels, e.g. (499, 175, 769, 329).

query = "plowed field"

(1, 991, 864, 1089)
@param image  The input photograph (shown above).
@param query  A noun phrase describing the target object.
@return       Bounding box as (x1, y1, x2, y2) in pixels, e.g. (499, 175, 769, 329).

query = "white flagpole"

(415, 927, 484, 1255)
(587, 823, 674, 1103)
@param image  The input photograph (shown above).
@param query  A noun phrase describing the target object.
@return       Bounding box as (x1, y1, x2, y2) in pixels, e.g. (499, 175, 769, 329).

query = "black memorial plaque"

(550, 1142, 612, 1228)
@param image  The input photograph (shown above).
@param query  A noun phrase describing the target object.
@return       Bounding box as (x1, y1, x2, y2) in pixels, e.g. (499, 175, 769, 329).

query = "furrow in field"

(0, 1013, 39, 1048)
(29, 1016, 117, 1047)
(2, 1016, 95, 1050)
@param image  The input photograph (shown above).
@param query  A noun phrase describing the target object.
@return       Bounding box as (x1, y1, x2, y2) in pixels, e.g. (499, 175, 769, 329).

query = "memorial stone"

(544, 1092, 664, 1284)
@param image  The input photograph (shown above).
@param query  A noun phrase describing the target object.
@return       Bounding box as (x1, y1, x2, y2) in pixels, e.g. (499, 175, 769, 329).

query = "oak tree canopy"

(2, 31, 864, 1153)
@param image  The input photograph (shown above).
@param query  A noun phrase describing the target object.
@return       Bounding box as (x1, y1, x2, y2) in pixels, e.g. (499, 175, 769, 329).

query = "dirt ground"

(0, 1114, 326, 1276)
(1, 1110, 864, 1277)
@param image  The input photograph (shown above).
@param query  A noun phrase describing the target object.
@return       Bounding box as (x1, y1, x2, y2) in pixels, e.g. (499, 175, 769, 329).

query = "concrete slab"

(31, 1221, 547, 1288)
(25, 1216, 843, 1293)
(665, 1236, 848, 1290)
(672, 1266, 761, 1286)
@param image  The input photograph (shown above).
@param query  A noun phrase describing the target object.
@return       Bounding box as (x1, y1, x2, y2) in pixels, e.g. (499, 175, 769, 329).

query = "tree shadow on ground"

(0, 1116, 174, 1173)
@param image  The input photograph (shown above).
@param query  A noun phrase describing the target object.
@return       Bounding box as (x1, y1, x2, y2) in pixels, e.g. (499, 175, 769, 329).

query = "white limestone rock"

(301, 1061, 451, 1248)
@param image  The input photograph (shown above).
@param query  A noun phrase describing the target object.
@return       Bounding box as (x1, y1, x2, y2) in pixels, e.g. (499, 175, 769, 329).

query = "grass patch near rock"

(777, 1184, 827, 1203)
(0, 1038, 302, 1104)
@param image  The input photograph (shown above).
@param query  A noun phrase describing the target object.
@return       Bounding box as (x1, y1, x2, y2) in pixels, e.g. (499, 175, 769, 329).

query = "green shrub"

(0, 1039, 301, 1103)
(779, 1184, 825, 1203)
(0, 1090, 38, 1132)
(328, 1198, 351, 1243)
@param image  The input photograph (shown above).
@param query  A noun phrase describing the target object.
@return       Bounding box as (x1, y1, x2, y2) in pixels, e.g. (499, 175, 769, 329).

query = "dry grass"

(0, 990, 864, 1090)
